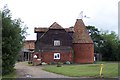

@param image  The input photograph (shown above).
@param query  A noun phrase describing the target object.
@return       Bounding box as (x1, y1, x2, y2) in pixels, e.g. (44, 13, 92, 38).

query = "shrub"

(28, 61, 32, 64)
(57, 62, 62, 67)
(66, 61, 71, 65)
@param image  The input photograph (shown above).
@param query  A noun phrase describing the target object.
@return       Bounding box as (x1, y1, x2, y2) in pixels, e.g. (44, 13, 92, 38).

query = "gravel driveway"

(15, 62, 71, 78)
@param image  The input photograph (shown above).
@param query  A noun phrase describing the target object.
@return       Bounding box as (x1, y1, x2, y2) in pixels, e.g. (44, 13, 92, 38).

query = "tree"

(86, 26, 102, 53)
(2, 6, 27, 75)
(86, 26, 120, 61)
(100, 31, 119, 61)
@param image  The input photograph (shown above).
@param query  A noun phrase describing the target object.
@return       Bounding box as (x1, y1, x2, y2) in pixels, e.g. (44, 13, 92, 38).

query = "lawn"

(42, 62, 118, 78)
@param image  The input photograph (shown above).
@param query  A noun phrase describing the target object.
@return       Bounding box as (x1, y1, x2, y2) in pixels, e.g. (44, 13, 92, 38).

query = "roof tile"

(73, 19, 93, 43)
(49, 22, 63, 29)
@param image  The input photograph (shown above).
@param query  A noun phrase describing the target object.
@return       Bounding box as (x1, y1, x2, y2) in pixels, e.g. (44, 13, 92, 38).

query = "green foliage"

(28, 61, 32, 64)
(2, 6, 27, 75)
(57, 62, 62, 67)
(100, 31, 120, 61)
(86, 26, 102, 53)
(86, 26, 120, 61)
(2, 69, 16, 78)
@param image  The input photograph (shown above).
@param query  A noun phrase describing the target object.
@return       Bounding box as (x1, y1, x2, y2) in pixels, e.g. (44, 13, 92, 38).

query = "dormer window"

(54, 40, 60, 46)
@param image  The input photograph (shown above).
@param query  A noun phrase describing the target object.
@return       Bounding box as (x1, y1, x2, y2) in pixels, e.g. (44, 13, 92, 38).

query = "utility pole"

(118, 2, 120, 40)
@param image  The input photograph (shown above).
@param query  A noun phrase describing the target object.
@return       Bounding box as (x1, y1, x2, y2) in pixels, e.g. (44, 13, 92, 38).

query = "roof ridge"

(49, 22, 64, 29)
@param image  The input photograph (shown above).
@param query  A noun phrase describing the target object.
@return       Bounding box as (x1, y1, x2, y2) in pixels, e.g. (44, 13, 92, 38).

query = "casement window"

(54, 53, 60, 59)
(54, 40, 60, 46)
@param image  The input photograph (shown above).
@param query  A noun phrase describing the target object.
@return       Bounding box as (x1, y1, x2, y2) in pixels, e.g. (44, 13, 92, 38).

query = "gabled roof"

(37, 22, 73, 40)
(49, 22, 63, 29)
(73, 19, 93, 43)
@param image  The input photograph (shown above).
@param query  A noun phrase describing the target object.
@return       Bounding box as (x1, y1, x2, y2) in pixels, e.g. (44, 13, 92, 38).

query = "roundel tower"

(73, 19, 94, 63)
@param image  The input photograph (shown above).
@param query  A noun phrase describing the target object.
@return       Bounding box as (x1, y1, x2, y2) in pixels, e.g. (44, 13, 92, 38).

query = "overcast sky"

(0, 0, 119, 40)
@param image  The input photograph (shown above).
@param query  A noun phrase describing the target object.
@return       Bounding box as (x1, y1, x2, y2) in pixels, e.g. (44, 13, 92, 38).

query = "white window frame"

(54, 40, 60, 46)
(54, 53, 60, 59)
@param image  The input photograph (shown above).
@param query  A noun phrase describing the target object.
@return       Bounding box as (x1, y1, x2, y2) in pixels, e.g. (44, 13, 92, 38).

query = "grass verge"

(42, 62, 118, 78)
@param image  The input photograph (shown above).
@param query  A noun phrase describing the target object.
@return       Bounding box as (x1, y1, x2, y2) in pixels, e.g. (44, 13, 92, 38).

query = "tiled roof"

(24, 40, 35, 50)
(34, 27, 48, 33)
(65, 28, 74, 32)
(73, 19, 93, 43)
(34, 23, 74, 33)
(49, 22, 63, 29)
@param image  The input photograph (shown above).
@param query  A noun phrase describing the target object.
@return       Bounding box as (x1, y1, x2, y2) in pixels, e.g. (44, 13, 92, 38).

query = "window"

(54, 53, 60, 59)
(54, 40, 60, 46)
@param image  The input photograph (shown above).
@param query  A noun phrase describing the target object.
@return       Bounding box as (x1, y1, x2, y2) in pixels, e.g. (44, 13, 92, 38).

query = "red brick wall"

(32, 52, 42, 65)
(32, 52, 41, 59)
(41, 52, 73, 63)
(73, 43, 94, 63)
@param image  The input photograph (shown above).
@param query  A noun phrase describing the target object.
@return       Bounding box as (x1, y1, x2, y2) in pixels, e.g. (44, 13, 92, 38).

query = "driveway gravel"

(15, 62, 72, 78)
